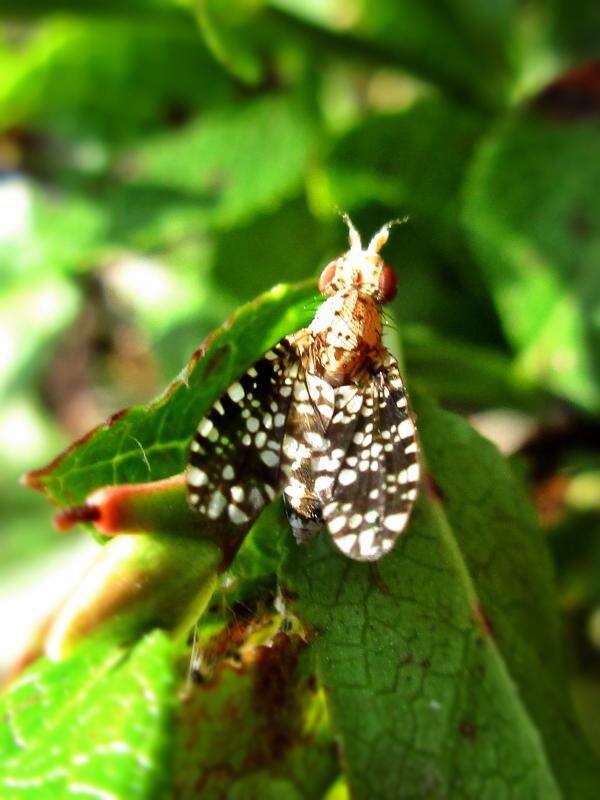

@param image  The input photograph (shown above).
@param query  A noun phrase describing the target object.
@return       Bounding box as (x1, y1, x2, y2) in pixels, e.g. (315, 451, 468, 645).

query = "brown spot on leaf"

(198, 617, 260, 681)
(278, 583, 299, 603)
(202, 345, 231, 379)
(459, 720, 477, 741)
(424, 472, 444, 502)
(252, 632, 302, 759)
(106, 408, 129, 427)
(534, 475, 570, 527)
(534, 60, 600, 120)
(474, 602, 494, 638)
(370, 563, 389, 593)
(569, 207, 594, 241)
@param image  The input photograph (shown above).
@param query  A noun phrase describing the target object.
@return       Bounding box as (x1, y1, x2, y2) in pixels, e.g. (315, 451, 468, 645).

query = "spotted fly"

(186, 216, 420, 560)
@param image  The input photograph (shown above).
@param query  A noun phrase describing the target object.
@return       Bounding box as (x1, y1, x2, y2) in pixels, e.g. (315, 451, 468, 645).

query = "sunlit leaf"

(0, 631, 177, 800)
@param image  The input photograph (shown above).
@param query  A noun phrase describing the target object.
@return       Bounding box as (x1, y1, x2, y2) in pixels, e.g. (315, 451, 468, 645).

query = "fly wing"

(282, 380, 365, 540)
(186, 337, 299, 530)
(280, 372, 336, 540)
(322, 354, 420, 560)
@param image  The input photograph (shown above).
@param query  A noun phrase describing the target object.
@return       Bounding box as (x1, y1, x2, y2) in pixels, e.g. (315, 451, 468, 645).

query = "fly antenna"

(367, 215, 409, 254)
(340, 211, 363, 252)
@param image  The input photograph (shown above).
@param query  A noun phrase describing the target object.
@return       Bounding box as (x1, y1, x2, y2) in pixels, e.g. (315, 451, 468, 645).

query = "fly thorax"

(309, 292, 360, 351)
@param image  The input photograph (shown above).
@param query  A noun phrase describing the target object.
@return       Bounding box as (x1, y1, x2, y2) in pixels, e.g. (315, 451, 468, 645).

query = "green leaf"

(550, 0, 600, 64)
(195, 0, 267, 85)
(402, 324, 543, 410)
(321, 97, 486, 240)
(211, 500, 285, 610)
(0, 18, 231, 143)
(280, 395, 600, 799)
(269, 0, 520, 108)
(131, 94, 317, 229)
(173, 632, 337, 798)
(57, 96, 318, 264)
(463, 109, 600, 411)
(210, 198, 338, 303)
(0, 0, 193, 24)
(25, 281, 316, 506)
(0, 631, 177, 799)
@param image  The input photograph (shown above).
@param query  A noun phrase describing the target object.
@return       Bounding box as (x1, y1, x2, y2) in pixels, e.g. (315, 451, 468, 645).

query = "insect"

(186, 215, 420, 560)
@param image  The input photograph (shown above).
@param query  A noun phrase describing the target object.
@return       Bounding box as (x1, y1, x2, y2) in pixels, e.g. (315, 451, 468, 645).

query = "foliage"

(0, 632, 177, 799)
(1, 0, 599, 798)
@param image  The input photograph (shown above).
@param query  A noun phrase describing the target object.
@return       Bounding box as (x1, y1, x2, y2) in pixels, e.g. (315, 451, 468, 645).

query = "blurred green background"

(0, 0, 599, 750)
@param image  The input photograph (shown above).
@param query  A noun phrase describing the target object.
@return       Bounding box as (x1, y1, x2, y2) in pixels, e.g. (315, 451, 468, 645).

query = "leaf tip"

(53, 503, 101, 533)
(19, 468, 40, 491)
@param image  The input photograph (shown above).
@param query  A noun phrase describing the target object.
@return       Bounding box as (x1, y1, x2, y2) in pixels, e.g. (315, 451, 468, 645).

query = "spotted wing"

(322, 354, 420, 561)
(186, 337, 298, 530)
(281, 372, 337, 540)
(282, 381, 364, 540)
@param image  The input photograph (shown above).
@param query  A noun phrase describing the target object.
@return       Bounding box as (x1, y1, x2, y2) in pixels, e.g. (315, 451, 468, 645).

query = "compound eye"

(378, 264, 397, 303)
(318, 261, 338, 295)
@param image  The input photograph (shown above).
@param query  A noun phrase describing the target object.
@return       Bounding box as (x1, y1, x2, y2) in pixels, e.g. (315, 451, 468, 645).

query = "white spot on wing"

(228, 504, 249, 524)
(261, 450, 279, 468)
(336, 533, 357, 553)
(329, 515, 347, 534)
(339, 469, 357, 486)
(208, 491, 226, 519)
(231, 486, 244, 503)
(359, 528, 375, 555)
(398, 418, 414, 438)
(405, 463, 419, 482)
(315, 475, 334, 494)
(227, 382, 244, 402)
(198, 418, 214, 437)
(188, 467, 207, 487)
(384, 512, 408, 532)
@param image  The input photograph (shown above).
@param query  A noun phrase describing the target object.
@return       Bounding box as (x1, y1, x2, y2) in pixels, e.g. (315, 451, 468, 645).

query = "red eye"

(378, 264, 397, 303)
(318, 261, 337, 294)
